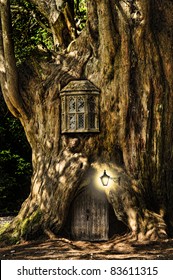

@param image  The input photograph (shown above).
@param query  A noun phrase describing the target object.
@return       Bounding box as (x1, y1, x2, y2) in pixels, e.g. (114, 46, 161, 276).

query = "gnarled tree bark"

(29, 0, 77, 47)
(1, 0, 173, 243)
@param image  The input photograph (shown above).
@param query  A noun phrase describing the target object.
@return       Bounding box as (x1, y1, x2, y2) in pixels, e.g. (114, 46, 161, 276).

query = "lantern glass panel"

(100, 170, 110, 187)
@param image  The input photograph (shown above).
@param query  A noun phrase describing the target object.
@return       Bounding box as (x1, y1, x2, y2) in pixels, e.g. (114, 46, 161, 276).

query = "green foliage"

(0, 0, 87, 214)
(74, 0, 87, 32)
(0, 150, 31, 176)
(9, 0, 87, 64)
(10, 0, 53, 65)
(0, 95, 31, 214)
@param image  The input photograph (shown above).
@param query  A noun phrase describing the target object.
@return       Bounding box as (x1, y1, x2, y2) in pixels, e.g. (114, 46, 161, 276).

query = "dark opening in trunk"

(60, 184, 128, 241)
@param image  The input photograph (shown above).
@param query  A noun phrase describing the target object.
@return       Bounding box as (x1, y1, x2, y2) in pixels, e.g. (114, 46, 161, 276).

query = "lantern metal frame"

(100, 170, 120, 187)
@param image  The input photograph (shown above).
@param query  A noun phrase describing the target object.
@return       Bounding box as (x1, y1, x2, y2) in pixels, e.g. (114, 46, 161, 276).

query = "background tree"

(0, 0, 173, 243)
(0, 90, 31, 214)
(0, 0, 53, 215)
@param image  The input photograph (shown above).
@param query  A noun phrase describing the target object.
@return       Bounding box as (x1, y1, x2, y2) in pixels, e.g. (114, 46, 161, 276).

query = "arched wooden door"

(71, 185, 109, 241)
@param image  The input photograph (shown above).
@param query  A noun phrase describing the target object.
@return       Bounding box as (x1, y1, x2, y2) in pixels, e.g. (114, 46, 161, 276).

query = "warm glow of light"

(100, 170, 110, 186)
(91, 163, 119, 192)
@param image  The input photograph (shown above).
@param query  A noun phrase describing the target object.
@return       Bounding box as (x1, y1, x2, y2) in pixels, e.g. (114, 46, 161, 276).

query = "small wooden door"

(71, 185, 109, 241)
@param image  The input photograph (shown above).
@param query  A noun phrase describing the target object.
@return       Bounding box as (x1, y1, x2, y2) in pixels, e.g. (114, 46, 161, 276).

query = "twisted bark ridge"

(1, 0, 173, 243)
(29, 0, 77, 47)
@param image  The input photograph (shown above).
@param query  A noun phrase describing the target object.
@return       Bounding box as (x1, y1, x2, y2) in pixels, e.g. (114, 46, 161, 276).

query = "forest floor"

(1, 217, 173, 260)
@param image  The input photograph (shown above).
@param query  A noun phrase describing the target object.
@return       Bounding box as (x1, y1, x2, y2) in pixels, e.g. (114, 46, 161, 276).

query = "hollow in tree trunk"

(0, 0, 173, 243)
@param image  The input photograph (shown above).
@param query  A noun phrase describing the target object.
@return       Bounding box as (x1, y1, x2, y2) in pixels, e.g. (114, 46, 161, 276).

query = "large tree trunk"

(1, 0, 173, 243)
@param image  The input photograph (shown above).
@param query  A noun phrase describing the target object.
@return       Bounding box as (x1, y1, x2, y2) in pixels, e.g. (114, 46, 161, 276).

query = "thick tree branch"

(29, 0, 77, 47)
(0, 0, 27, 118)
(0, 12, 19, 117)
(29, 0, 69, 25)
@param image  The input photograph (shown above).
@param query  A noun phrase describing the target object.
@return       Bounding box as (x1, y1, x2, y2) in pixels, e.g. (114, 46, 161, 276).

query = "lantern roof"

(60, 80, 100, 95)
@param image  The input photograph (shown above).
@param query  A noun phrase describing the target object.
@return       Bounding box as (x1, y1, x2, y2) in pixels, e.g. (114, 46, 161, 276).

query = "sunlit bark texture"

(1, 0, 173, 243)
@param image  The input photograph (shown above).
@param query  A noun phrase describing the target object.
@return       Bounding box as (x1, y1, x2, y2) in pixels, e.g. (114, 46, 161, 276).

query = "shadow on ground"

(1, 234, 173, 260)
